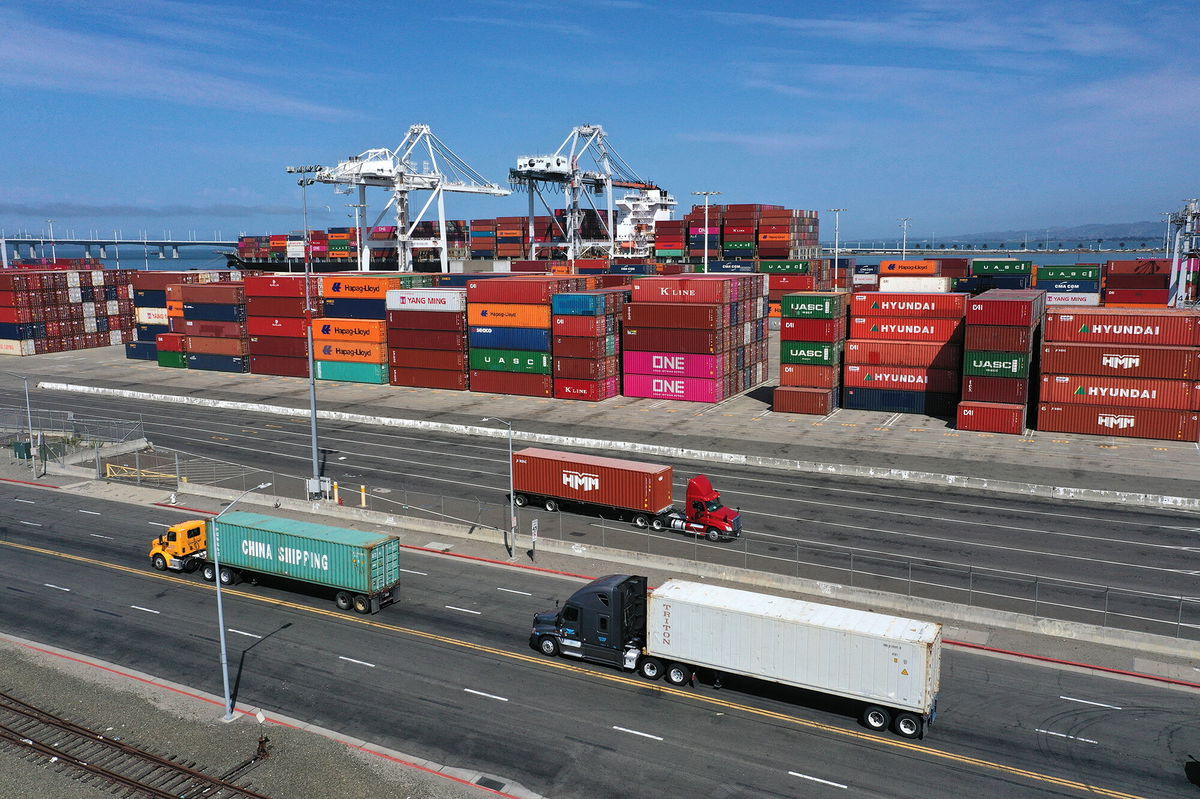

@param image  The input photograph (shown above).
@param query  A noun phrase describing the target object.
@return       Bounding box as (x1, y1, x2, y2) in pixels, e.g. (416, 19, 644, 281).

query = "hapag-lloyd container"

(385, 288, 467, 312)
(467, 303, 552, 328)
(1040, 342, 1200, 379)
(316, 340, 387, 363)
(623, 373, 727, 402)
(963, 351, 1031, 378)
(249, 354, 309, 378)
(247, 316, 309, 338)
(468, 326, 551, 351)
(623, 351, 731, 378)
(964, 325, 1035, 353)
(322, 275, 406, 298)
(389, 366, 469, 390)
(781, 318, 845, 342)
(552, 315, 616, 337)
(780, 364, 839, 388)
(388, 348, 468, 371)
(554, 376, 621, 402)
(312, 318, 387, 343)
(772, 386, 835, 415)
(386, 329, 467, 351)
(1044, 309, 1200, 346)
(623, 303, 728, 329)
(244, 275, 321, 298)
(962, 376, 1030, 404)
(849, 317, 963, 342)
(623, 326, 729, 354)
(843, 365, 959, 393)
(1037, 403, 1200, 441)
(780, 342, 840, 366)
(555, 356, 619, 380)
(631, 277, 733, 304)
(385, 310, 467, 331)
(965, 289, 1047, 327)
(850, 293, 967, 319)
(956, 402, 1026, 435)
(249, 336, 309, 358)
(469, 370, 552, 397)
(512, 447, 673, 513)
(553, 335, 617, 358)
(843, 340, 961, 369)
(1040, 374, 1200, 410)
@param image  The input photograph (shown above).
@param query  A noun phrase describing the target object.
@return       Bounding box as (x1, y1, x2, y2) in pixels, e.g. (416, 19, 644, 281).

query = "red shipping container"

(965, 289, 1046, 327)
(631, 277, 732, 304)
(246, 316, 309, 338)
(779, 364, 839, 387)
(244, 274, 322, 298)
(389, 367, 469, 390)
(850, 292, 967, 318)
(386, 329, 467, 351)
(553, 335, 616, 358)
(956, 402, 1026, 434)
(1040, 374, 1200, 410)
(465, 277, 579, 303)
(1044, 309, 1200, 346)
(842, 340, 957, 368)
(246, 296, 311, 318)
(623, 303, 727, 330)
(1040, 342, 1200, 379)
(964, 325, 1035, 353)
(388, 348, 468, 371)
(554, 356, 619, 380)
(781, 318, 846, 342)
(176, 319, 246, 338)
(1104, 274, 1169, 290)
(844, 365, 960, 393)
(769, 274, 817, 291)
(552, 315, 615, 337)
(469, 370, 553, 397)
(250, 355, 309, 378)
(248, 335, 309, 358)
(512, 447, 672, 512)
(773, 386, 835, 415)
(962, 376, 1030, 404)
(130, 272, 202, 291)
(155, 333, 186, 352)
(554, 377, 621, 402)
(849, 316, 964, 342)
(0, 307, 35, 324)
(1103, 289, 1170, 304)
(186, 336, 249, 356)
(1104, 259, 1171, 275)
(385, 310, 467, 331)
(179, 283, 246, 304)
(1037, 403, 1200, 441)
(623, 326, 728, 354)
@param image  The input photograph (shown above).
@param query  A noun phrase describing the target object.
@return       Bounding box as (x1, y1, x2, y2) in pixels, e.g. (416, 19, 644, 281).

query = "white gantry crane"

(510, 124, 673, 259)
(1168, 199, 1199, 307)
(314, 124, 511, 272)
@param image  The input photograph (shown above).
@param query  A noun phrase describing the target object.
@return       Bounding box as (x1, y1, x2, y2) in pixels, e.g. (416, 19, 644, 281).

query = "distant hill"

(946, 221, 1163, 244)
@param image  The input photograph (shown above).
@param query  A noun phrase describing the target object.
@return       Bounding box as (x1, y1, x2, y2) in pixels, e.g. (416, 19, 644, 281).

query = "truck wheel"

(218, 567, 237, 586)
(543, 499, 558, 512)
(664, 663, 692, 686)
(893, 712, 923, 739)
(352, 595, 371, 614)
(151, 554, 167, 571)
(705, 527, 722, 542)
(537, 636, 559, 657)
(862, 705, 891, 733)
(335, 592, 353, 611)
(182, 559, 199, 573)
(633, 514, 649, 528)
(650, 516, 666, 531)
(514, 494, 528, 507)
(201, 563, 216, 582)
(638, 657, 663, 681)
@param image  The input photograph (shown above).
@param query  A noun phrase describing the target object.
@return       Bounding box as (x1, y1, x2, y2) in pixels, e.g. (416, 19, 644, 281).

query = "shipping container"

(250, 354, 309, 377)
(1103, 289, 1171, 304)
(322, 275, 405, 298)
(182, 303, 245, 323)
(389, 366, 469, 390)
(841, 387, 957, 416)
(1044, 309, 1200, 346)
(1040, 342, 1200, 379)
(878, 260, 939, 275)
(971, 259, 1032, 275)
(178, 283, 246, 304)
(1040, 374, 1200, 410)
(781, 318, 846, 342)
(553, 376, 621, 402)
(963, 325, 1035, 353)
(157, 350, 187, 368)
(185, 336, 249, 357)
(124, 341, 157, 360)
(322, 298, 387, 319)
(623, 373, 728, 402)
(1044, 293, 1101, 306)
(465, 277, 579, 304)
(246, 296, 311, 318)
(554, 356, 619, 380)
(772, 386, 835, 414)
(469, 370, 553, 397)
(1104, 259, 1170, 275)
(314, 360, 389, 383)
(388, 348, 468, 371)
(1038, 280, 1101, 294)
(248, 335, 309, 358)
(469, 348, 552, 374)
(552, 315, 615, 337)
(136, 307, 169, 326)
(513, 447, 673, 514)
(623, 326, 729, 354)
(779, 292, 846, 319)
(965, 289, 1046, 327)
(780, 341, 841, 366)
(842, 340, 961, 369)
(311, 318, 387, 343)
(956, 402, 1026, 435)
(844, 365, 959, 393)
(631, 277, 733, 304)
(385, 329, 468, 351)
(624, 351, 729, 378)
(467, 303, 552, 329)
(849, 317, 963, 343)
(244, 274, 321, 298)
(877, 277, 954, 293)
(315, 340, 386, 363)
(385, 310, 467, 331)
(185, 353, 248, 373)
(963, 351, 1031, 378)
(553, 335, 617, 358)
(962, 376, 1031, 404)
(384, 288, 468, 312)
(623, 303, 727, 330)
(1037, 266, 1101, 281)
(779, 364, 839, 388)
(1037, 403, 1200, 441)
(850, 293, 966, 319)
(1103, 274, 1170, 290)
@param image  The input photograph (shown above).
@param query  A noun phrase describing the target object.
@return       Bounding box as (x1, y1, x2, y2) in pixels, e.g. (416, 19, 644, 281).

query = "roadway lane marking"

(464, 688, 509, 702)
(14, 498, 34, 504)
(446, 605, 481, 615)
(90, 534, 114, 540)
(1036, 728, 1098, 744)
(43, 584, 70, 592)
(79, 510, 102, 515)
(148, 522, 170, 528)
(19, 521, 42, 526)
(497, 587, 532, 596)
(788, 771, 848, 789)
(130, 605, 159, 614)
(612, 726, 663, 741)
(1060, 696, 1122, 710)
(339, 656, 376, 668)
(400, 568, 427, 575)
(229, 629, 262, 639)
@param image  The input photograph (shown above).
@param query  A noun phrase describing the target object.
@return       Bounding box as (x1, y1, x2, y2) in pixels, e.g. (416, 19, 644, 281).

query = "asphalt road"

(1, 483, 1197, 798)
(10, 385, 1200, 637)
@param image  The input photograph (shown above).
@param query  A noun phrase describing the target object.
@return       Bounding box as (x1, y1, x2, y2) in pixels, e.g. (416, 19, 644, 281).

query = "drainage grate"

(476, 776, 506, 790)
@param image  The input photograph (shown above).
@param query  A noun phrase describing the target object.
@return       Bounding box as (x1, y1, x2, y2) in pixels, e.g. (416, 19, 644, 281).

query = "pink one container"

(623, 350, 725, 379)
(623, 373, 726, 402)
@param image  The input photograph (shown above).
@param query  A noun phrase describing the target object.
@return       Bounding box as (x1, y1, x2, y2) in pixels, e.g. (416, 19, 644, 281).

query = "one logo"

(1101, 354, 1140, 369)
(562, 470, 600, 491)
(331, 282, 342, 293)
(1097, 413, 1135, 429)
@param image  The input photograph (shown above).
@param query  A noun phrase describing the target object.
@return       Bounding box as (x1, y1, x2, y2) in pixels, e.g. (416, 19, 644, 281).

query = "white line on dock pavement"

(339, 656, 376, 668)
(1060, 696, 1122, 710)
(228, 629, 262, 639)
(464, 688, 509, 702)
(400, 568, 427, 575)
(90, 534, 113, 539)
(79, 510, 102, 515)
(19, 521, 41, 526)
(43, 584, 70, 592)
(14, 498, 34, 504)
(446, 606, 481, 615)
(612, 726, 663, 741)
(131, 606, 160, 614)
(788, 771, 847, 789)
(496, 587, 532, 596)
(1036, 728, 1098, 744)
(148, 522, 170, 528)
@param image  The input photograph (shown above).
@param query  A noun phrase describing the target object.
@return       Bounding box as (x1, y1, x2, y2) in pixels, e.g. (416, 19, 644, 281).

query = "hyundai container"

(850, 293, 966, 319)
(844, 365, 959, 393)
(849, 317, 963, 343)
(1040, 374, 1200, 410)
(1037, 403, 1200, 441)
(1044, 309, 1200, 346)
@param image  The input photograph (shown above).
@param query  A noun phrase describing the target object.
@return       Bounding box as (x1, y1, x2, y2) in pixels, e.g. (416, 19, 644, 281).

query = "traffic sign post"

(530, 519, 538, 561)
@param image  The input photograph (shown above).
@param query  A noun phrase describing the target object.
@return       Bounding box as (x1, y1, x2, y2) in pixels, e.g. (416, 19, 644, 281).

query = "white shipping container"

(1045, 292, 1100, 306)
(647, 580, 940, 714)
(65, 271, 81, 288)
(136, 307, 168, 325)
(385, 288, 468, 312)
(851, 274, 879, 286)
(108, 330, 124, 345)
(80, 302, 96, 319)
(83, 317, 97, 333)
(878, 276, 954, 293)
(0, 339, 35, 356)
(88, 270, 106, 286)
(106, 300, 120, 315)
(68, 286, 82, 303)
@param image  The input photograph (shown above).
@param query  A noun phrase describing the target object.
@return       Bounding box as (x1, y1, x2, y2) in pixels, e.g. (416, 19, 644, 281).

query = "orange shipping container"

(757, 233, 792, 242)
(311, 318, 387, 343)
(321, 275, 405, 298)
(879, 260, 939, 275)
(314, 339, 387, 363)
(467, 303, 552, 328)
(167, 300, 184, 318)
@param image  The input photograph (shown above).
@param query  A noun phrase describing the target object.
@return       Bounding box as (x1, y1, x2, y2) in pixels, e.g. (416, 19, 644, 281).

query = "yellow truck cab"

(148, 519, 208, 574)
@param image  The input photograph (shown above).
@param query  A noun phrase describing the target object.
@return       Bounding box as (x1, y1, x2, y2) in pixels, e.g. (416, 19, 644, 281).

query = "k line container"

(386, 329, 467, 351)
(553, 377, 621, 402)
(1044, 309, 1200, 346)
(385, 288, 468, 312)
(849, 317, 963, 343)
(779, 364, 839, 388)
(388, 348, 468, 371)
(956, 402, 1026, 435)
(388, 367, 469, 390)
(314, 360, 389, 383)
(631, 277, 733, 304)
(250, 354, 309, 378)
(469, 370, 553, 397)
(467, 303, 552, 328)
(1038, 403, 1200, 441)
(843, 340, 961, 369)
(962, 376, 1030, 404)
(385, 310, 467, 331)
(1040, 342, 1200, 379)
(645, 580, 940, 714)
(842, 387, 958, 416)
(1040, 374, 1200, 410)
(772, 386, 835, 414)
(963, 351, 1031, 378)
(843, 365, 959, 393)
(211, 511, 400, 595)
(850, 293, 966, 319)
(512, 447, 673, 513)
(623, 373, 726, 402)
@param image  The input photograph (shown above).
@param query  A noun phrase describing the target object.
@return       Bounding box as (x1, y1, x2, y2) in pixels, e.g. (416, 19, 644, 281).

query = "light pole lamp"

(899, 217, 911, 260)
(692, 191, 720, 272)
(482, 417, 515, 555)
(0, 370, 35, 472)
(212, 481, 271, 722)
(826, 208, 846, 275)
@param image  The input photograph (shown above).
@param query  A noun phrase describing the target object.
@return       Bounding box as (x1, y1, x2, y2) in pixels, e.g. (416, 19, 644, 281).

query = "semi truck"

(530, 575, 941, 738)
(148, 511, 401, 614)
(511, 448, 742, 541)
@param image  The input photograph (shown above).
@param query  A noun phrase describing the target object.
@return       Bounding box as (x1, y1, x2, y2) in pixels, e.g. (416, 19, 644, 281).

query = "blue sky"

(0, 0, 1196, 240)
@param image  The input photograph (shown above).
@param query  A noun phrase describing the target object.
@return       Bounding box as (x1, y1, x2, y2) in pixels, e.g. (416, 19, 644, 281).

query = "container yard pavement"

(14, 342, 1200, 502)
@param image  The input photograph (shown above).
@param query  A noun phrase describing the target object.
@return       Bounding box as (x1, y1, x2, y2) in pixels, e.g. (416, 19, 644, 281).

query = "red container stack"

(244, 274, 322, 377)
(773, 291, 849, 415)
(551, 287, 628, 401)
(1102, 259, 1171, 308)
(1, 268, 135, 356)
(385, 288, 469, 390)
(1038, 307, 1200, 441)
(956, 289, 1046, 435)
(177, 281, 250, 372)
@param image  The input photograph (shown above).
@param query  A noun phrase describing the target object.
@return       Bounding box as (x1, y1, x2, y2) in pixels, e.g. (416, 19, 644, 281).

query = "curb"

(38, 381, 1200, 510)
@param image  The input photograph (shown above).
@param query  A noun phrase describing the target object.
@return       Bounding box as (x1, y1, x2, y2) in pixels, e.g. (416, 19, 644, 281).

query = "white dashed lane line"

(1060, 696, 1122, 710)
(1036, 728, 1098, 744)
(79, 510, 102, 515)
(228, 629, 262, 639)
(131, 606, 160, 614)
(90, 534, 114, 540)
(464, 688, 509, 702)
(43, 584, 70, 592)
(612, 726, 663, 741)
(148, 522, 171, 528)
(497, 587, 532, 596)
(788, 771, 847, 789)
(14, 498, 34, 504)
(446, 606, 481, 615)
(19, 521, 42, 526)
(339, 656, 375, 668)
(400, 568, 427, 576)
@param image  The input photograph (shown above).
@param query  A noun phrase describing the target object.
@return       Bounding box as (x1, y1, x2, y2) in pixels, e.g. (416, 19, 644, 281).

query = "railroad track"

(0, 690, 273, 798)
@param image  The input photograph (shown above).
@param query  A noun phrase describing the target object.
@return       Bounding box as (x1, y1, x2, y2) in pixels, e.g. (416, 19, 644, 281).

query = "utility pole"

(482, 417, 515, 556)
(693, 191, 721, 271)
(899, 218, 911, 260)
(46, 219, 57, 261)
(826, 208, 846, 275)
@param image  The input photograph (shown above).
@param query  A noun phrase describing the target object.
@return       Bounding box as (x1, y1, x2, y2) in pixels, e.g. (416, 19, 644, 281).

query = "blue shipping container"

(136, 324, 170, 342)
(841, 387, 957, 416)
(608, 263, 654, 274)
(322, 298, 387, 319)
(186, 353, 249, 373)
(552, 293, 607, 315)
(468, 326, 551, 351)
(854, 264, 880, 275)
(1039, 279, 1100, 293)
(706, 261, 757, 273)
(125, 341, 158, 360)
(134, 289, 166, 306)
(182, 303, 245, 322)
(834, 257, 858, 269)
(0, 322, 35, 340)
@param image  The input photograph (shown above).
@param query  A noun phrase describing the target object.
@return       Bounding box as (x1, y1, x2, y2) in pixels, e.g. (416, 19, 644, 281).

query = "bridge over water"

(1, 233, 236, 266)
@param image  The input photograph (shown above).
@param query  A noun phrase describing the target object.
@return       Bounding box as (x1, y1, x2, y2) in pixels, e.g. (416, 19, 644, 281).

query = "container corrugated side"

(956, 402, 1026, 434)
(773, 386, 835, 414)
(965, 289, 1046, 327)
(623, 303, 727, 330)
(646, 580, 939, 713)
(1040, 374, 1200, 410)
(385, 288, 467, 312)
(1040, 342, 1200, 379)
(1037, 403, 1200, 441)
(844, 365, 959, 393)
(513, 447, 672, 513)
(843, 340, 961, 369)
(849, 317, 964, 343)
(850, 293, 967, 319)
(1044, 309, 1200, 346)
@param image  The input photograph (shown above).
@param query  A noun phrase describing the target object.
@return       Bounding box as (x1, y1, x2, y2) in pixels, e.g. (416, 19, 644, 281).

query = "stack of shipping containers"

(129, 270, 236, 364)
(313, 275, 400, 384)
(842, 291, 966, 416)
(956, 289, 1046, 435)
(0, 268, 133, 358)
(622, 275, 768, 402)
(1034, 264, 1101, 307)
(758, 208, 819, 259)
(1038, 308, 1200, 441)
(386, 288, 469, 390)
(550, 289, 627, 401)
(494, 217, 528, 260)
(179, 281, 249, 374)
(655, 219, 686, 259)
(245, 274, 320, 378)
(1102, 259, 1172, 307)
(772, 292, 848, 415)
(958, 259, 1033, 294)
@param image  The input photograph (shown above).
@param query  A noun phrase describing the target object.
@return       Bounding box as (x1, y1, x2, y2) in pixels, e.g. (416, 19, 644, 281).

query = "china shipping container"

(850, 293, 967, 319)
(772, 386, 836, 414)
(250, 354, 309, 377)
(385, 310, 467, 331)
(956, 402, 1026, 435)
(386, 329, 467, 351)
(1040, 374, 1200, 410)
(388, 348, 469, 371)
(1040, 342, 1200, 379)
(843, 365, 959, 393)
(849, 317, 964, 343)
(962, 376, 1031, 404)
(842, 340, 961, 369)
(1043, 309, 1200, 346)
(1037, 403, 1200, 441)
(512, 448, 673, 513)
(389, 367, 469, 390)
(469, 370, 553, 397)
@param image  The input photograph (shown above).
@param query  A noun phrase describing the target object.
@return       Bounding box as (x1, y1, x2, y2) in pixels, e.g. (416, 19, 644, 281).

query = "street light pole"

(482, 417, 515, 555)
(899, 217, 911, 260)
(0, 371, 35, 473)
(212, 481, 271, 722)
(46, 219, 57, 261)
(692, 191, 721, 272)
(827, 208, 846, 277)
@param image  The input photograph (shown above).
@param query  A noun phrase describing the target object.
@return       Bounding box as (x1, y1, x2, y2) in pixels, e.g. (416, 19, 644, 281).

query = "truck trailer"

(148, 511, 401, 614)
(531, 575, 941, 738)
(511, 448, 742, 541)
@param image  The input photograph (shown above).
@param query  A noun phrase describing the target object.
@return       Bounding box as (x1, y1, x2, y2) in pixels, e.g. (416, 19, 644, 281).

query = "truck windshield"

(705, 500, 723, 512)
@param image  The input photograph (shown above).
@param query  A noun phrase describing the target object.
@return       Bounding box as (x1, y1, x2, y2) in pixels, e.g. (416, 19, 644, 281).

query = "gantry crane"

(314, 125, 511, 272)
(1168, 199, 1199, 307)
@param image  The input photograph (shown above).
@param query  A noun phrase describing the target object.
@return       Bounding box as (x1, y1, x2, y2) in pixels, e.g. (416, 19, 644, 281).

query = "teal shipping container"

(314, 360, 390, 383)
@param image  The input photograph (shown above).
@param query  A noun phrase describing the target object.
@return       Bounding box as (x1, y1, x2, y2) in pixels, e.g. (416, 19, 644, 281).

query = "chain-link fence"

(0, 406, 143, 446)
(97, 444, 1200, 642)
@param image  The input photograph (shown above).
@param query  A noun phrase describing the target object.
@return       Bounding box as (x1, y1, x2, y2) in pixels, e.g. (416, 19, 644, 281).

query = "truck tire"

(182, 559, 199, 573)
(537, 636, 559, 657)
(201, 563, 216, 582)
(543, 498, 558, 512)
(664, 663, 692, 686)
(352, 595, 371, 614)
(218, 567, 237, 586)
(151, 554, 167, 571)
(650, 517, 665, 531)
(862, 705, 891, 733)
(335, 592, 353, 611)
(893, 712, 923, 739)
(705, 527, 722, 542)
(514, 494, 528, 507)
(633, 514, 649, 529)
(638, 657, 663, 681)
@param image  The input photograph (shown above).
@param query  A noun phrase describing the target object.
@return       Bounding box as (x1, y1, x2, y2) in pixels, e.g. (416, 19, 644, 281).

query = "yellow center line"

(0, 539, 1146, 799)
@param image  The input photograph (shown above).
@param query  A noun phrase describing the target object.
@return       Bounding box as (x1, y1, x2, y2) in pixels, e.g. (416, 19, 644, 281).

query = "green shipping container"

(212, 511, 400, 596)
(759, 260, 813, 274)
(963, 350, 1030, 378)
(781, 293, 844, 319)
(970, 259, 1033, 275)
(723, 241, 755, 250)
(314, 360, 389, 383)
(157, 351, 187, 368)
(469, 348, 552, 374)
(781, 341, 841, 366)
(1038, 265, 1101, 280)
(655, 249, 685, 257)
